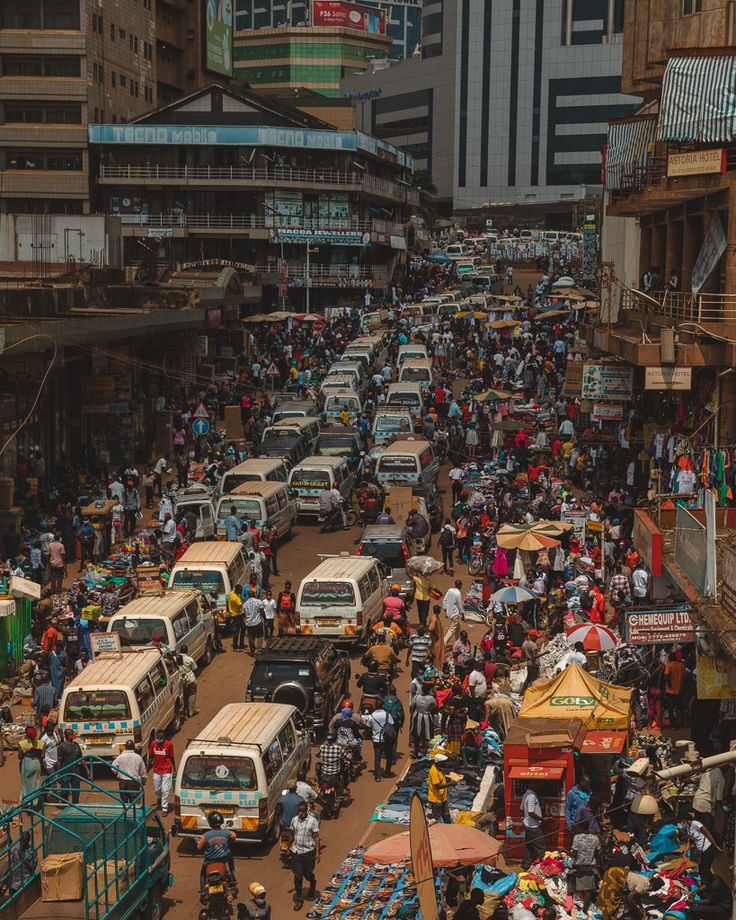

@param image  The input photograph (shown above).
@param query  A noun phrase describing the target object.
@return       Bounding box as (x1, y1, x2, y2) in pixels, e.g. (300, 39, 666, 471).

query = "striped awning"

(658, 55, 736, 143)
(605, 116, 657, 190)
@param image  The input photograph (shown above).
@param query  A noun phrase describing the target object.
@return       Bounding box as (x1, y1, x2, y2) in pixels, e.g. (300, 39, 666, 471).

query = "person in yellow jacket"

(412, 573, 436, 627)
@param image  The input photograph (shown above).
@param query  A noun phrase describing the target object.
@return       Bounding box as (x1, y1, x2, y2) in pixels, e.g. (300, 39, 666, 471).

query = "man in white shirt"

(362, 700, 395, 781)
(153, 456, 168, 496)
(631, 561, 649, 604)
(557, 643, 587, 672)
(442, 579, 464, 649)
(449, 466, 464, 503)
(558, 417, 574, 437)
(521, 785, 544, 869)
(467, 662, 487, 719)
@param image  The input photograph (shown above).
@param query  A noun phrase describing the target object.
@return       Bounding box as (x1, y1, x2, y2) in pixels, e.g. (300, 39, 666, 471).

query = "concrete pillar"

(651, 223, 667, 285)
(725, 184, 736, 296)
(665, 214, 683, 281)
(639, 223, 652, 283)
(682, 213, 702, 293)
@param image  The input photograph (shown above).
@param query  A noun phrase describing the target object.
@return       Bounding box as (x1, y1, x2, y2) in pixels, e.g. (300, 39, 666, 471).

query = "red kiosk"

(504, 664, 631, 858)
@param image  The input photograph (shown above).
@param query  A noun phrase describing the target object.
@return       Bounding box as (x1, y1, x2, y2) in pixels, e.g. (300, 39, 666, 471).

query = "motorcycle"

(199, 864, 237, 920)
(315, 764, 344, 819)
(279, 828, 291, 867)
(318, 504, 359, 532)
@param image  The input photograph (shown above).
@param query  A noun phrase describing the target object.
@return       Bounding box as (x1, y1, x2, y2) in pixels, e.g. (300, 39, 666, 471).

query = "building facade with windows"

(343, 0, 638, 211)
(89, 84, 416, 301)
(234, 0, 422, 61)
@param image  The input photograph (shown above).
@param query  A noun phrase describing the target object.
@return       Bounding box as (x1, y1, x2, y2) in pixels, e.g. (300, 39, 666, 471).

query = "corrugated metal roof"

(66, 649, 165, 689)
(178, 542, 246, 564)
(187, 703, 296, 750)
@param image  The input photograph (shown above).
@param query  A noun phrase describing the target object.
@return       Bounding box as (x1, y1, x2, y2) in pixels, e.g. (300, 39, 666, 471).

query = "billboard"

(625, 608, 695, 645)
(312, 0, 387, 34)
(205, 0, 233, 77)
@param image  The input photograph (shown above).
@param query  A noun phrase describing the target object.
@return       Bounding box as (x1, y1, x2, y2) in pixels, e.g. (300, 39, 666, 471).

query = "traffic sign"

(192, 417, 210, 437)
(193, 402, 209, 420)
(265, 363, 279, 377)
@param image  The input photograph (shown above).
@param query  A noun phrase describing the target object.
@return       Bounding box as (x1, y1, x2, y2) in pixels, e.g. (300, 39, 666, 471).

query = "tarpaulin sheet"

(518, 663, 631, 730)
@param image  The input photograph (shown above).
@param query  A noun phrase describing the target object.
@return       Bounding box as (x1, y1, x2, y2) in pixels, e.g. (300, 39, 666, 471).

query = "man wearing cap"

(240, 882, 271, 919)
(428, 753, 454, 823)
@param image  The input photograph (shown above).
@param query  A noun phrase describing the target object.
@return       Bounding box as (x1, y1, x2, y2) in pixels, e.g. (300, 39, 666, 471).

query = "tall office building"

(343, 0, 640, 212)
(235, 0, 421, 61)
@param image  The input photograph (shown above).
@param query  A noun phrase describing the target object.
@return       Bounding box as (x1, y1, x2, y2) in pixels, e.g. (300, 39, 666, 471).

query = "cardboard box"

(86, 858, 135, 904)
(40, 852, 84, 902)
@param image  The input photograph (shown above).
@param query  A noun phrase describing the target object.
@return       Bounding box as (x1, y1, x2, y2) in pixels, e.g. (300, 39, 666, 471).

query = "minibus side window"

(172, 612, 188, 640)
(266, 495, 279, 517)
(368, 566, 381, 595)
(263, 738, 283, 784)
(149, 662, 168, 695)
(357, 574, 372, 605)
(135, 677, 155, 714)
(186, 603, 200, 629)
(278, 722, 296, 759)
(276, 489, 288, 510)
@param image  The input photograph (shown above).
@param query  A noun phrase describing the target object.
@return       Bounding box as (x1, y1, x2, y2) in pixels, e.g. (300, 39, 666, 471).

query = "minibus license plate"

(88, 736, 114, 745)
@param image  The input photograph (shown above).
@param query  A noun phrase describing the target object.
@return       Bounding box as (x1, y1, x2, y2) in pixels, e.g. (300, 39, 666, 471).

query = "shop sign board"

(562, 362, 583, 396)
(136, 567, 162, 593)
(674, 505, 709, 595)
(312, 0, 387, 33)
(696, 652, 736, 699)
(90, 632, 122, 658)
(625, 607, 695, 645)
(592, 402, 624, 421)
(581, 363, 634, 400)
(721, 541, 736, 619)
(667, 148, 725, 177)
(561, 508, 586, 542)
(644, 367, 693, 391)
(269, 228, 366, 246)
(409, 793, 438, 920)
(205, 0, 233, 77)
(632, 510, 663, 577)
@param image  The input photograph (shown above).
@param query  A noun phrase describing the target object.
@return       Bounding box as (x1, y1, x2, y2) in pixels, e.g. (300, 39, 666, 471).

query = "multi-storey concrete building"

(234, 0, 422, 61)
(89, 83, 416, 302)
(343, 0, 639, 213)
(597, 0, 736, 443)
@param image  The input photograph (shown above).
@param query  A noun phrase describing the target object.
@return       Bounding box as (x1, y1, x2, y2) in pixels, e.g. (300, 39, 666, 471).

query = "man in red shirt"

(527, 463, 541, 499)
(42, 620, 59, 654)
(148, 728, 176, 815)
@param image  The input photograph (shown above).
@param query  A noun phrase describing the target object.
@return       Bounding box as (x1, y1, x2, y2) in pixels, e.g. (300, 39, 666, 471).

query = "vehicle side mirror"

(353, 538, 360, 545)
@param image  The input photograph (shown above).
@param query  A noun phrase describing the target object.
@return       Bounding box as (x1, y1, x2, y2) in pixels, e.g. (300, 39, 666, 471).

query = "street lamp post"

(305, 243, 318, 311)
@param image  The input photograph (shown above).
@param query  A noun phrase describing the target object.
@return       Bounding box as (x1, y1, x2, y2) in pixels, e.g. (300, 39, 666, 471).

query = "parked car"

(356, 524, 417, 601)
(245, 637, 351, 735)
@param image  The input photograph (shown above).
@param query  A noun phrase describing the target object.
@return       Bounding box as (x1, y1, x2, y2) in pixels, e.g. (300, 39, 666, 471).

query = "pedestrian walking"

(263, 588, 276, 640)
(442, 579, 464, 649)
(243, 593, 265, 655)
(178, 644, 199, 717)
(362, 699, 395, 781)
(439, 519, 456, 575)
(148, 729, 175, 815)
(57, 729, 87, 804)
(229, 584, 245, 651)
(112, 739, 147, 802)
(289, 800, 320, 911)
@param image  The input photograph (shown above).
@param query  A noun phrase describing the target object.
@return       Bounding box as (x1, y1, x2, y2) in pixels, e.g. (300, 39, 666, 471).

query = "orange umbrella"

(363, 823, 502, 868)
(495, 530, 560, 551)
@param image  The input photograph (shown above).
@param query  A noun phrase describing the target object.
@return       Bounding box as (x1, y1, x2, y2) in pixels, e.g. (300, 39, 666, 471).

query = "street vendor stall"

(504, 664, 631, 857)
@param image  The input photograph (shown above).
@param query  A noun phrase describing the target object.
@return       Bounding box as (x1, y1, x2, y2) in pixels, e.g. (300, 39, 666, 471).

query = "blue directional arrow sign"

(192, 417, 210, 436)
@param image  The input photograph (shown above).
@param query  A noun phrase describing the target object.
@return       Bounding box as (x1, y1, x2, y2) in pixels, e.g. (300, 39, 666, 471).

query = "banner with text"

(625, 607, 695, 645)
(582, 363, 634, 400)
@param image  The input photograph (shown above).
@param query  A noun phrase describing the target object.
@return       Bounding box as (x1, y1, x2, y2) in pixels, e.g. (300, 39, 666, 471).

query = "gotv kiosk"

(504, 664, 632, 858)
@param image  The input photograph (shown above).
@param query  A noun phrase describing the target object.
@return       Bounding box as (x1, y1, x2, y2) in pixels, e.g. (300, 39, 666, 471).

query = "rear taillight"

(402, 543, 409, 562)
(356, 543, 363, 555)
(259, 799, 268, 821)
(174, 795, 181, 818)
(133, 725, 142, 744)
(356, 610, 363, 625)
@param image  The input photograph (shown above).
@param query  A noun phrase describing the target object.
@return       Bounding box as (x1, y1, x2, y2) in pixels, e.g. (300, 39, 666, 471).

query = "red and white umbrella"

(566, 622, 619, 651)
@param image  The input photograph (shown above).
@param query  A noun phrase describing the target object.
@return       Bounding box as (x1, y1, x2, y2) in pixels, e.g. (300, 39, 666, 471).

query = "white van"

(297, 554, 387, 644)
(169, 542, 250, 621)
(174, 485, 216, 540)
(398, 358, 434, 391)
(319, 372, 359, 396)
(219, 459, 289, 494)
(106, 590, 216, 664)
(173, 703, 310, 842)
(386, 382, 424, 428)
(321, 367, 365, 398)
(271, 400, 319, 425)
(215, 481, 297, 540)
(372, 407, 413, 446)
(375, 437, 439, 486)
(446, 243, 469, 260)
(260, 416, 321, 450)
(323, 388, 362, 424)
(397, 343, 429, 367)
(288, 456, 355, 515)
(59, 648, 184, 757)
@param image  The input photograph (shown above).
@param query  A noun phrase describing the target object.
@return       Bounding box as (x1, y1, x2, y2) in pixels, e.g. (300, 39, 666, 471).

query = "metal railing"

(609, 146, 736, 200)
(99, 163, 419, 203)
(256, 262, 388, 282)
(117, 212, 406, 236)
(619, 284, 736, 323)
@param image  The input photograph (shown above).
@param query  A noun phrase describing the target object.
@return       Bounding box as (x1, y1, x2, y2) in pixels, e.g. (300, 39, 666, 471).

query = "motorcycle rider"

(318, 482, 347, 530)
(356, 660, 388, 710)
(197, 811, 236, 904)
(317, 731, 349, 794)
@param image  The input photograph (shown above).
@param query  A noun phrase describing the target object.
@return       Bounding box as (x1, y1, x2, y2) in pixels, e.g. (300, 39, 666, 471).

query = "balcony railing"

(257, 262, 388, 286)
(117, 212, 406, 236)
(619, 284, 736, 323)
(609, 146, 736, 202)
(99, 164, 419, 204)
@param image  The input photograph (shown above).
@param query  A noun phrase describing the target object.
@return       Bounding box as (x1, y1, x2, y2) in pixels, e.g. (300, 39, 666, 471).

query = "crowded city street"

(2, 244, 736, 920)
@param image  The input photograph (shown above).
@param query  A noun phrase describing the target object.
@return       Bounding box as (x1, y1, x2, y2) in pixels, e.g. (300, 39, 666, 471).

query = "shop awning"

(518, 663, 632, 730)
(605, 116, 657, 190)
(658, 54, 736, 142)
(509, 765, 565, 780)
(580, 731, 627, 755)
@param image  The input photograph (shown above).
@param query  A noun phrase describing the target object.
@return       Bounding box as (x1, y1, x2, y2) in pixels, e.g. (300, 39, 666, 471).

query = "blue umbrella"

(490, 586, 535, 604)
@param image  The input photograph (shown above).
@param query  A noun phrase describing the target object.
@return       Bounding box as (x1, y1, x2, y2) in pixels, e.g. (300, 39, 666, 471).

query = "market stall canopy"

(456, 311, 488, 319)
(551, 276, 575, 289)
(490, 586, 536, 604)
(292, 313, 323, 322)
(491, 418, 529, 433)
(476, 388, 513, 401)
(486, 319, 520, 331)
(519, 663, 631, 729)
(363, 824, 502, 868)
(566, 622, 619, 651)
(495, 530, 560, 551)
(491, 294, 523, 302)
(532, 310, 568, 321)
